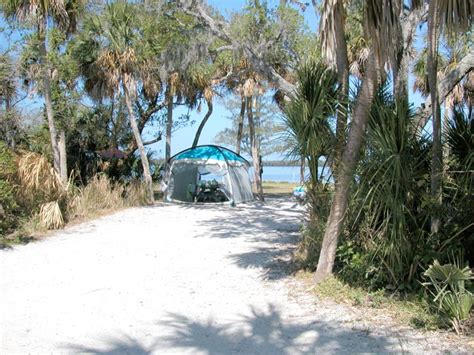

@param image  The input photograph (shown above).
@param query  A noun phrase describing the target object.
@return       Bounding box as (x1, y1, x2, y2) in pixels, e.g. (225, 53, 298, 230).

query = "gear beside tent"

(164, 145, 254, 205)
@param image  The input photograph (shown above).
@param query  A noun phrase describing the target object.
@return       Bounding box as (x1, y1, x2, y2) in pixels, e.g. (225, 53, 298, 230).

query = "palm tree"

(192, 86, 214, 148)
(74, 1, 156, 202)
(313, 0, 473, 282)
(313, 0, 409, 282)
(0, 0, 84, 183)
(235, 92, 246, 155)
(316, 0, 349, 174)
(426, 0, 472, 233)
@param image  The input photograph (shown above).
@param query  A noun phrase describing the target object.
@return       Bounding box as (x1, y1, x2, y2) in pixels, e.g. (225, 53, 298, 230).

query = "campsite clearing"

(0, 198, 471, 353)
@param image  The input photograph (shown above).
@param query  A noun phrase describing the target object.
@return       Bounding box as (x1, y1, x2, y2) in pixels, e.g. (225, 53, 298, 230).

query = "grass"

(263, 181, 299, 198)
(1, 175, 151, 248)
(296, 272, 440, 331)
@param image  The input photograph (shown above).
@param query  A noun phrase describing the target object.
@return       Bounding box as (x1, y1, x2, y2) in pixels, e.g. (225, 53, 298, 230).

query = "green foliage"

(334, 88, 473, 295)
(313, 275, 439, 330)
(341, 88, 432, 289)
(0, 141, 18, 236)
(423, 260, 473, 334)
(284, 62, 339, 268)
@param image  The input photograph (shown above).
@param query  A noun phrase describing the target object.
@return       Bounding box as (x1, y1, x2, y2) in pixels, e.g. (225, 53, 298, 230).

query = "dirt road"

(0, 199, 469, 354)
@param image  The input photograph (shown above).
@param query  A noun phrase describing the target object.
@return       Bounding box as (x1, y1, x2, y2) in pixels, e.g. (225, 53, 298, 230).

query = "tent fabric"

(165, 145, 254, 205)
(173, 145, 248, 163)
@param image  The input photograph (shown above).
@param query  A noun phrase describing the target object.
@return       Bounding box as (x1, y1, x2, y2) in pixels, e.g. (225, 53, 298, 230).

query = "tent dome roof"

(171, 145, 249, 165)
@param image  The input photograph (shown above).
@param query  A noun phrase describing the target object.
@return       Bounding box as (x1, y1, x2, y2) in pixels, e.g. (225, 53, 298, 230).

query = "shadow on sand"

(66, 303, 397, 354)
(178, 198, 305, 281)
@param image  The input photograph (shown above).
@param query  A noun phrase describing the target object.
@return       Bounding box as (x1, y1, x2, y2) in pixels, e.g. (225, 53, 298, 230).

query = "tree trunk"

(247, 96, 264, 201)
(123, 84, 154, 204)
(236, 95, 246, 155)
(395, 5, 428, 107)
(38, 30, 62, 179)
(165, 87, 173, 173)
(300, 157, 305, 185)
(58, 130, 68, 183)
(395, 54, 410, 107)
(192, 99, 213, 148)
(315, 0, 349, 176)
(427, 2, 442, 234)
(313, 53, 378, 283)
(4, 98, 14, 149)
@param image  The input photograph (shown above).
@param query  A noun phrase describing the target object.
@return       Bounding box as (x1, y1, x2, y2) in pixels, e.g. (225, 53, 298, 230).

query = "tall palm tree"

(313, 0, 473, 282)
(0, 0, 84, 183)
(313, 0, 407, 282)
(316, 0, 349, 174)
(74, 1, 156, 202)
(426, 0, 472, 233)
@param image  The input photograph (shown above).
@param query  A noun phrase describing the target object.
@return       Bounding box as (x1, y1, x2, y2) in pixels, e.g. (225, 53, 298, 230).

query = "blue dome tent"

(164, 145, 254, 205)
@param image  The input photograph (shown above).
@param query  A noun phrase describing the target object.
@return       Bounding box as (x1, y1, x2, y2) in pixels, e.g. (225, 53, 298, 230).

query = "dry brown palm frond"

(168, 72, 180, 96)
(39, 201, 64, 229)
(203, 86, 213, 102)
(243, 78, 256, 97)
(364, 0, 403, 72)
(17, 151, 63, 197)
(319, 0, 346, 69)
(349, 47, 370, 79)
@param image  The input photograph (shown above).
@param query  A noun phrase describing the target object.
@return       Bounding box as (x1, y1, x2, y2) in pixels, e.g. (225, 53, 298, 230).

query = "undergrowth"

(0, 147, 151, 247)
(308, 275, 440, 331)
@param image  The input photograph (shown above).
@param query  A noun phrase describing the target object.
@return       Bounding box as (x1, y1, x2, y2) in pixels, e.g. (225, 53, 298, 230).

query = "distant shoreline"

(262, 161, 301, 167)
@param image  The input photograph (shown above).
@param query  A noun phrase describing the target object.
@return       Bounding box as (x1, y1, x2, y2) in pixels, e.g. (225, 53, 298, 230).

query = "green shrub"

(0, 141, 18, 236)
(423, 260, 473, 335)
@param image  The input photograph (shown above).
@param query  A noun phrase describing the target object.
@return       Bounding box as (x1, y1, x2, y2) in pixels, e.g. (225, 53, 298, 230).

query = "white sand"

(0, 198, 471, 354)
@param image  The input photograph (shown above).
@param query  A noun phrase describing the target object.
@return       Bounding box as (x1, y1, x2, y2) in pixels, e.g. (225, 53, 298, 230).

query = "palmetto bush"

(338, 88, 432, 289)
(443, 109, 474, 263)
(338, 90, 473, 292)
(423, 260, 473, 335)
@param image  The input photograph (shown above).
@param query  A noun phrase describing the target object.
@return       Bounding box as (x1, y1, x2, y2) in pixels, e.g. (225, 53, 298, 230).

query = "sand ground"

(0, 198, 471, 354)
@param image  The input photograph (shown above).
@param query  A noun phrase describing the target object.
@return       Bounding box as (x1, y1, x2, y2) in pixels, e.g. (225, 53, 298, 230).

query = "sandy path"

(0, 199, 470, 354)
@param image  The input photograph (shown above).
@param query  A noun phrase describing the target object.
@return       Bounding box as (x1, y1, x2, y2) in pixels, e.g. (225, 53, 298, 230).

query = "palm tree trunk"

(123, 84, 154, 203)
(58, 130, 68, 183)
(236, 95, 246, 155)
(165, 87, 173, 172)
(314, 0, 349, 176)
(333, 1, 349, 176)
(313, 53, 378, 283)
(192, 100, 213, 148)
(300, 157, 305, 185)
(247, 96, 264, 201)
(394, 54, 409, 107)
(427, 1, 442, 234)
(38, 31, 62, 180)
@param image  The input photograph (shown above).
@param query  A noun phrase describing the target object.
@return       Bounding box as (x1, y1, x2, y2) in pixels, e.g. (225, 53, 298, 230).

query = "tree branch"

(177, 0, 297, 96)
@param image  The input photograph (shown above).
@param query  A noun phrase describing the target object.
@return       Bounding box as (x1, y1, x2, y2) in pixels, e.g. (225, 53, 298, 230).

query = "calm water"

(249, 165, 332, 183)
(262, 166, 304, 182)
